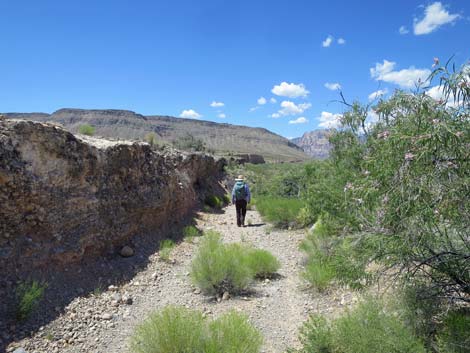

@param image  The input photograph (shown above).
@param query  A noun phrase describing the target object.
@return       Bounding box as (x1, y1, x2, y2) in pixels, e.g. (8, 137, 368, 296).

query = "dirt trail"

(9, 207, 357, 353)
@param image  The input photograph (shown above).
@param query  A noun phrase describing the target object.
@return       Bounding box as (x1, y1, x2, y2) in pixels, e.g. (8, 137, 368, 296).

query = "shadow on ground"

(0, 210, 204, 352)
(247, 223, 266, 227)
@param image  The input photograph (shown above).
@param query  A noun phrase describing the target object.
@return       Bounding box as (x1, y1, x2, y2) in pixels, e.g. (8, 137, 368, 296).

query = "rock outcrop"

(0, 119, 225, 277)
(291, 129, 333, 159)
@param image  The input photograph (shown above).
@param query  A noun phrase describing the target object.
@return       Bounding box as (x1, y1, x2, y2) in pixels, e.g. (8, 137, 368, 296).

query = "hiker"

(231, 175, 251, 227)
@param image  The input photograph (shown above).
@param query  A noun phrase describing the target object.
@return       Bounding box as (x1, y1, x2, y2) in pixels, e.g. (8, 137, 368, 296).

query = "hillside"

(291, 129, 333, 159)
(4, 109, 308, 162)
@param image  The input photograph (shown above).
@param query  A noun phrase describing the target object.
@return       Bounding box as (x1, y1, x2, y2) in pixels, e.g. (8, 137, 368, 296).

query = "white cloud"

(337, 38, 346, 44)
(367, 109, 380, 124)
(427, 85, 445, 100)
(325, 82, 341, 91)
(270, 97, 277, 104)
(426, 85, 462, 107)
(278, 101, 312, 116)
(322, 35, 333, 47)
(271, 82, 309, 98)
(257, 97, 267, 105)
(180, 109, 202, 119)
(413, 2, 460, 35)
(217, 113, 226, 118)
(271, 112, 281, 118)
(210, 101, 224, 107)
(249, 106, 260, 112)
(370, 60, 431, 88)
(399, 25, 409, 34)
(289, 117, 309, 124)
(368, 88, 388, 101)
(317, 111, 343, 129)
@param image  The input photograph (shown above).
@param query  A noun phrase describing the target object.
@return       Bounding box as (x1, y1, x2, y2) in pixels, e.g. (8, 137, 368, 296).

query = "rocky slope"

(291, 129, 333, 159)
(0, 118, 225, 278)
(4, 109, 308, 162)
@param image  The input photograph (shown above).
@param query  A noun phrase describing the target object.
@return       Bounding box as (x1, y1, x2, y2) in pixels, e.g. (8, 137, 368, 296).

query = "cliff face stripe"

(0, 120, 225, 276)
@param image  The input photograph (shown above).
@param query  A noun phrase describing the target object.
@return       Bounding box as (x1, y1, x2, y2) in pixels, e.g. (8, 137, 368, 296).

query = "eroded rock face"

(0, 120, 224, 276)
(291, 129, 333, 159)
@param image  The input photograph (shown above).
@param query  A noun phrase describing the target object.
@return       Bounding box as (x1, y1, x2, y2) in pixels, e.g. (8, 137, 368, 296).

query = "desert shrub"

(204, 195, 223, 209)
(222, 194, 231, 204)
(293, 298, 425, 353)
(131, 306, 262, 353)
(190, 231, 253, 295)
(303, 158, 361, 232)
(191, 231, 279, 295)
(255, 196, 303, 228)
(300, 215, 370, 290)
(182, 225, 200, 242)
(144, 132, 158, 147)
(173, 133, 206, 152)
(159, 239, 175, 262)
(16, 281, 46, 321)
(436, 310, 470, 353)
(296, 63, 469, 306)
(342, 64, 470, 302)
(78, 124, 95, 136)
(390, 281, 470, 352)
(206, 310, 263, 353)
(245, 249, 281, 279)
(130, 306, 206, 353)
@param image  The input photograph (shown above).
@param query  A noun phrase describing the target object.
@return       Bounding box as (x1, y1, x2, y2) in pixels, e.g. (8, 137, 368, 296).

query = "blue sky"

(1, 1, 469, 138)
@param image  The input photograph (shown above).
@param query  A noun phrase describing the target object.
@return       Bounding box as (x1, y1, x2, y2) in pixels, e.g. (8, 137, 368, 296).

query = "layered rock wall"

(0, 120, 224, 277)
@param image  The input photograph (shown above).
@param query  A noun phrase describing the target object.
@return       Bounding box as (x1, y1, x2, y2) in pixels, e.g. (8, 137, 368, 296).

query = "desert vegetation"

(230, 62, 469, 352)
(143, 132, 158, 147)
(130, 306, 262, 353)
(173, 133, 206, 152)
(15, 281, 46, 322)
(158, 239, 175, 262)
(78, 123, 95, 136)
(190, 231, 280, 295)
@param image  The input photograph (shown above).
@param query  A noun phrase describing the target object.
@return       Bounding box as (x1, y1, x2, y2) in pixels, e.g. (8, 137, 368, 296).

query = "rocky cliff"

(0, 119, 225, 277)
(291, 129, 333, 159)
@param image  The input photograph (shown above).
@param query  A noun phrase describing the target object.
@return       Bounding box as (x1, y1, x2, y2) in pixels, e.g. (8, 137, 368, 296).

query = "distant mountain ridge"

(4, 108, 308, 162)
(291, 129, 333, 159)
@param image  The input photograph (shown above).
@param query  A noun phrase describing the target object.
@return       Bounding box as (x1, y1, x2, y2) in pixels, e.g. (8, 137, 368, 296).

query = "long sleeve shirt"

(231, 183, 251, 203)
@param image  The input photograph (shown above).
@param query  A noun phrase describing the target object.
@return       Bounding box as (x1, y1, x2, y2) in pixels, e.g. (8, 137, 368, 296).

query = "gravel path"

(8, 207, 357, 353)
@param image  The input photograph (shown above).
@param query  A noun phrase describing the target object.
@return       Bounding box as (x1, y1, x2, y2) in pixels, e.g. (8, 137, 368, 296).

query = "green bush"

(206, 310, 263, 353)
(300, 215, 370, 291)
(205, 195, 223, 209)
(293, 298, 425, 353)
(144, 132, 158, 147)
(255, 196, 303, 228)
(437, 310, 470, 353)
(303, 260, 335, 292)
(173, 133, 206, 152)
(130, 306, 206, 353)
(16, 281, 46, 321)
(245, 249, 280, 279)
(78, 124, 95, 136)
(159, 239, 175, 262)
(191, 231, 279, 295)
(191, 232, 252, 295)
(223, 194, 231, 204)
(131, 306, 262, 353)
(182, 225, 200, 243)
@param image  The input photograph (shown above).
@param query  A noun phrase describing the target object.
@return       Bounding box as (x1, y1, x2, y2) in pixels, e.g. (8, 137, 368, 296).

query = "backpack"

(234, 181, 247, 200)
